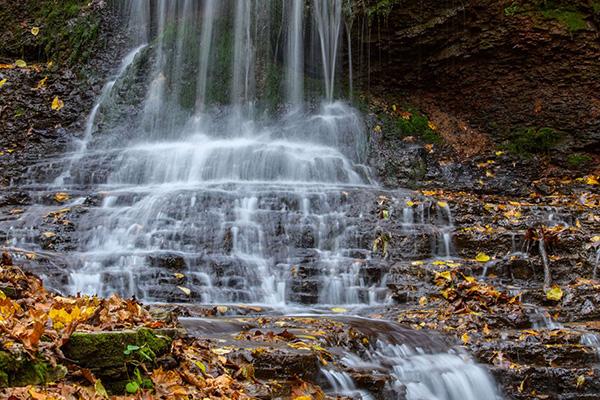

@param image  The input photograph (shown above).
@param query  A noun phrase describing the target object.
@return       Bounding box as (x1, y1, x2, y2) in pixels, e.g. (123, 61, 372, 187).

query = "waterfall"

(4, 2, 503, 398)
(313, 0, 343, 102)
(49, 0, 372, 303)
(286, 0, 304, 108)
(196, 0, 218, 113)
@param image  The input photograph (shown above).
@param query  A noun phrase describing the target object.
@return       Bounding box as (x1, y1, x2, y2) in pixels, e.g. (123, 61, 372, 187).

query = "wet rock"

(61, 328, 175, 392)
(147, 253, 187, 271)
(0, 350, 67, 388)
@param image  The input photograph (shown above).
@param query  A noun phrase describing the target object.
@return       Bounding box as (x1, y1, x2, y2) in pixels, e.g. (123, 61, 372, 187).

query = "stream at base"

(2, 1, 501, 398)
(180, 315, 500, 400)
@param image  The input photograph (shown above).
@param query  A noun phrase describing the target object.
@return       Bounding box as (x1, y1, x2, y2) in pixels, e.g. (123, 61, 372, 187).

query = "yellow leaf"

(545, 286, 563, 301)
(174, 273, 185, 279)
(392, 104, 397, 112)
(51, 96, 64, 111)
(518, 378, 526, 393)
(411, 261, 424, 266)
(418, 296, 428, 306)
(177, 286, 191, 296)
(42, 231, 56, 239)
(0, 79, 6, 89)
(31, 27, 40, 36)
(432, 260, 447, 266)
(461, 332, 470, 344)
(577, 374, 585, 389)
(585, 175, 599, 185)
(592, 236, 600, 244)
(216, 306, 228, 314)
(435, 271, 452, 281)
(475, 252, 491, 263)
(95, 380, 109, 399)
(15, 59, 27, 68)
(35, 76, 48, 90)
(463, 275, 477, 283)
(373, 125, 382, 133)
(437, 201, 448, 208)
(54, 192, 70, 202)
(428, 121, 437, 131)
(495, 151, 504, 156)
(331, 307, 347, 313)
(406, 200, 415, 207)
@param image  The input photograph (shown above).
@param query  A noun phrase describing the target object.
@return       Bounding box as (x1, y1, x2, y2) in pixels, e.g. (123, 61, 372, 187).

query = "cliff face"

(352, 0, 600, 156)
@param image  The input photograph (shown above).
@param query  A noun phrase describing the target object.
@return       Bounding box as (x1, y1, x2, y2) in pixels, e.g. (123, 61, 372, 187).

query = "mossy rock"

(61, 328, 176, 390)
(0, 350, 67, 388)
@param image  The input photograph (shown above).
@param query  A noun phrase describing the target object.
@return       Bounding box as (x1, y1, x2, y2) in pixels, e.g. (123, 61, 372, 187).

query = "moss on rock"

(61, 328, 175, 392)
(0, 350, 67, 388)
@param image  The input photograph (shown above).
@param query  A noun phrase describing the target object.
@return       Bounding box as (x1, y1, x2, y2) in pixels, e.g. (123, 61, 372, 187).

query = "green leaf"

(124, 344, 140, 355)
(194, 361, 207, 374)
(125, 381, 139, 394)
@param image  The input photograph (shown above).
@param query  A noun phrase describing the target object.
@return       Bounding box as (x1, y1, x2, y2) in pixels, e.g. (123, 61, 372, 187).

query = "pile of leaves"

(0, 252, 168, 357)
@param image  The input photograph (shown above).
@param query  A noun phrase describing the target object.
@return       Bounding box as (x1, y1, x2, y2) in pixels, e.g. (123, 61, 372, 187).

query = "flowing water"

(3, 1, 500, 398)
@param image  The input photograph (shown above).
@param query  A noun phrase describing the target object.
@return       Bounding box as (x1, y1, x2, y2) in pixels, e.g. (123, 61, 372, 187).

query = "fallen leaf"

(435, 271, 452, 281)
(585, 175, 598, 185)
(35, 76, 48, 90)
(475, 252, 491, 263)
(331, 307, 347, 313)
(461, 332, 470, 344)
(437, 201, 448, 208)
(51, 96, 64, 111)
(95, 380, 109, 399)
(15, 59, 27, 68)
(54, 192, 70, 202)
(545, 286, 563, 301)
(31, 27, 40, 36)
(577, 374, 585, 389)
(0, 79, 6, 89)
(177, 286, 191, 296)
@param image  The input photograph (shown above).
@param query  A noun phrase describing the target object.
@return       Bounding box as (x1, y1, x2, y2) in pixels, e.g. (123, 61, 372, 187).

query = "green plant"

(124, 343, 156, 363)
(365, 0, 396, 19)
(381, 109, 442, 145)
(123, 343, 156, 394)
(125, 367, 153, 394)
(567, 153, 592, 168)
(504, 127, 563, 156)
(504, 2, 521, 16)
(541, 9, 587, 31)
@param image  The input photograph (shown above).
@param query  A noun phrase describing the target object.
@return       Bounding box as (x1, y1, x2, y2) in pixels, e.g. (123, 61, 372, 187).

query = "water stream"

(3, 1, 501, 398)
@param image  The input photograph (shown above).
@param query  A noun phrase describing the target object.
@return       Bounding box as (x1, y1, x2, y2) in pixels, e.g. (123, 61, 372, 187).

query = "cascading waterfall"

(58, 0, 373, 304)
(5, 1, 501, 398)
